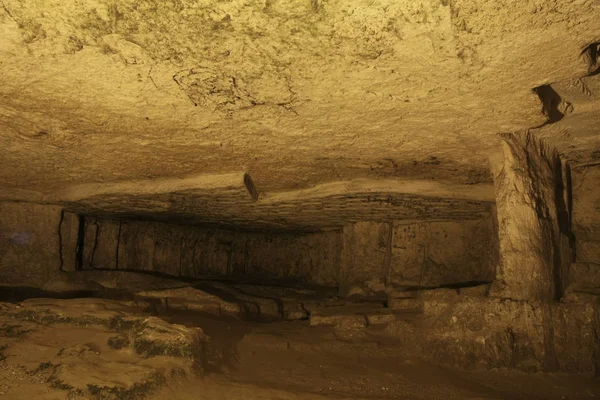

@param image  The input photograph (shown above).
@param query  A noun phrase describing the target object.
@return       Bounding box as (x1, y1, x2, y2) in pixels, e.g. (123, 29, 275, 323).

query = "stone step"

(387, 288, 418, 299)
(387, 297, 423, 312)
(387, 289, 423, 312)
(309, 301, 419, 329)
(309, 311, 368, 329)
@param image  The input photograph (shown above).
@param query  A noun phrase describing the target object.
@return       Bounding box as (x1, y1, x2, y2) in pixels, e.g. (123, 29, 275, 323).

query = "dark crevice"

(0, 286, 138, 303)
(0, 2, 19, 25)
(565, 164, 576, 263)
(532, 85, 565, 125)
(86, 267, 327, 292)
(405, 280, 492, 291)
(582, 42, 600, 76)
(0, 286, 98, 303)
(382, 221, 393, 286)
(191, 236, 199, 276)
(179, 237, 184, 276)
(89, 221, 100, 269)
(76, 215, 86, 270)
(553, 160, 568, 300)
(115, 221, 122, 270)
(244, 173, 259, 201)
(84, 212, 322, 235)
(554, 160, 576, 299)
(58, 210, 65, 271)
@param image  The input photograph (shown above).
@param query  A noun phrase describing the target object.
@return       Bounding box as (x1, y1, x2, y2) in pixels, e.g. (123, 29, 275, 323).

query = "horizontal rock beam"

(261, 178, 495, 204)
(0, 176, 495, 205)
(48, 172, 258, 203)
(0, 175, 495, 229)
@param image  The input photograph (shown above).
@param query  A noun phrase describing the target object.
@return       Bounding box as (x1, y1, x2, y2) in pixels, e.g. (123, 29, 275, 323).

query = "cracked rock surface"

(0, 0, 600, 225)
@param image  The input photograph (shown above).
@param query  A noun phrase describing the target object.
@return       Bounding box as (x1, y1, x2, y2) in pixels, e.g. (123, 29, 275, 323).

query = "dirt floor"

(0, 294, 598, 400)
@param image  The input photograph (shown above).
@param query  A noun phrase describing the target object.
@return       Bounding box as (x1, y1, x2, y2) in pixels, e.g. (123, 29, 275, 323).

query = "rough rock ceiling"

(0, 0, 599, 227)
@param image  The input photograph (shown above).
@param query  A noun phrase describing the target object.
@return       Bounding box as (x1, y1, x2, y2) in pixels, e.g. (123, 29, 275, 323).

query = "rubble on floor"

(0, 298, 206, 399)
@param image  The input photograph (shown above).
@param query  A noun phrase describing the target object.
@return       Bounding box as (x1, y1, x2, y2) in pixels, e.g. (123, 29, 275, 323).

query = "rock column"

(491, 132, 565, 302)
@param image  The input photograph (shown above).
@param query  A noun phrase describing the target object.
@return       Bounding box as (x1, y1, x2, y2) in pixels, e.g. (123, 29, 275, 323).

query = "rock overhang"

(0, 0, 599, 226)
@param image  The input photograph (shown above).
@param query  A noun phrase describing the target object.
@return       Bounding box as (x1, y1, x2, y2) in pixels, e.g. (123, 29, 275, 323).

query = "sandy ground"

(0, 298, 598, 400)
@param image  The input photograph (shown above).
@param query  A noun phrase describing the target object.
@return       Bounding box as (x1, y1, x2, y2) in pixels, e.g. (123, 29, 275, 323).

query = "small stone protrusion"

(582, 42, 600, 75)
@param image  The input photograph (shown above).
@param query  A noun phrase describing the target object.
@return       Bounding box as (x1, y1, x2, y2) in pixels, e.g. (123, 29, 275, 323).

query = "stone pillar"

(491, 132, 564, 302)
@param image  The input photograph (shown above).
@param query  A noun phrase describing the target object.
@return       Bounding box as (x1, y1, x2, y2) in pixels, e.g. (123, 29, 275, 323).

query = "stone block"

(282, 302, 309, 321)
(577, 240, 600, 264)
(389, 219, 497, 287)
(135, 286, 241, 318)
(458, 284, 491, 297)
(552, 302, 598, 374)
(387, 297, 422, 311)
(568, 262, 600, 288)
(132, 316, 207, 363)
(424, 329, 515, 370)
(366, 312, 396, 325)
(309, 311, 367, 329)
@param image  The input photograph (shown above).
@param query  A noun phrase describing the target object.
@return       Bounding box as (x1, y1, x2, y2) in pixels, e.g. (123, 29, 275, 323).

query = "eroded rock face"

(0, 0, 599, 225)
(0, 298, 210, 398)
(491, 132, 566, 302)
(0, 203, 62, 287)
(418, 288, 600, 374)
(569, 165, 600, 290)
(339, 218, 498, 293)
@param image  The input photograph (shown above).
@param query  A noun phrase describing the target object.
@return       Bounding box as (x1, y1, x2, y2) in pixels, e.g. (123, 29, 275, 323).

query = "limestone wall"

(79, 217, 341, 287)
(80, 215, 497, 289)
(0, 202, 63, 286)
(416, 288, 600, 374)
(339, 221, 390, 291)
(490, 133, 566, 301)
(0, 203, 500, 290)
(570, 165, 600, 287)
(340, 215, 499, 291)
(389, 217, 498, 287)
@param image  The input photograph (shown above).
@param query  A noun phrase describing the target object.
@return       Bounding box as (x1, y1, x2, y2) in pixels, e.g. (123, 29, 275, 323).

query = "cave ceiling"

(1, 0, 599, 227)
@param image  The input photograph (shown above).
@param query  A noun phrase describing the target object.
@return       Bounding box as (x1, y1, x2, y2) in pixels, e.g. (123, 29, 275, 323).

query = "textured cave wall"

(79, 217, 340, 286)
(412, 136, 600, 375)
(339, 216, 498, 293)
(570, 165, 600, 288)
(0, 202, 63, 286)
(389, 216, 499, 287)
(419, 289, 600, 374)
(339, 222, 390, 293)
(80, 215, 497, 290)
(491, 132, 569, 302)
